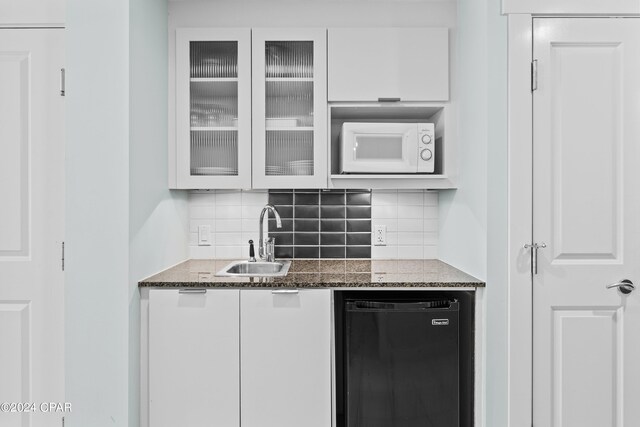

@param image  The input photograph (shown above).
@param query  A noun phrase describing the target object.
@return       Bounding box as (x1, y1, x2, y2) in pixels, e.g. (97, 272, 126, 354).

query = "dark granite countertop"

(139, 259, 484, 288)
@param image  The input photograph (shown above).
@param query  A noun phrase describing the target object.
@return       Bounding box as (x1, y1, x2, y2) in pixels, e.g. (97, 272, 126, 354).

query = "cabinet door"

(149, 289, 240, 427)
(241, 289, 332, 427)
(328, 28, 449, 102)
(175, 28, 251, 188)
(252, 28, 328, 189)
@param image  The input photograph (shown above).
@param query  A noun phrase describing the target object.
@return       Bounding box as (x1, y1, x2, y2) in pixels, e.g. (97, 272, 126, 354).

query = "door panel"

(533, 18, 640, 427)
(548, 42, 622, 262)
(149, 289, 240, 427)
(0, 52, 29, 255)
(240, 289, 331, 427)
(0, 29, 65, 427)
(552, 308, 621, 427)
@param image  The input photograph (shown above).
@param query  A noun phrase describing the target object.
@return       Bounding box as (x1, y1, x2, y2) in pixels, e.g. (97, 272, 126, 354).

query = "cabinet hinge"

(531, 60, 538, 92)
(60, 68, 65, 97)
(61, 241, 65, 271)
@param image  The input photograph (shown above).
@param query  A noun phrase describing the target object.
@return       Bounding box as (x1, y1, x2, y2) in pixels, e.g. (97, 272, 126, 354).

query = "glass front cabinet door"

(251, 29, 327, 188)
(175, 28, 252, 188)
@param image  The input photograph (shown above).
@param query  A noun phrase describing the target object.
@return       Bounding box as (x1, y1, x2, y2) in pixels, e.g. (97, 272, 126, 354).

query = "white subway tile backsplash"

(423, 206, 439, 219)
(397, 191, 423, 205)
(241, 190, 268, 205)
(398, 232, 424, 246)
(372, 205, 397, 219)
(372, 245, 398, 259)
(424, 219, 439, 231)
(214, 232, 243, 246)
(242, 219, 259, 233)
(215, 219, 242, 233)
(189, 192, 216, 206)
(396, 219, 423, 233)
(189, 219, 215, 233)
(398, 245, 423, 259)
(423, 245, 439, 259)
(215, 190, 242, 205)
(191, 205, 215, 219)
(372, 218, 398, 233)
(188, 232, 198, 246)
(397, 205, 423, 219)
(241, 204, 264, 219)
(424, 192, 438, 206)
(241, 232, 259, 244)
(215, 204, 241, 219)
(188, 189, 440, 260)
(371, 190, 398, 206)
(215, 246, 243, 259)
(385, 232, 398, 246)
(190, 245, 216, 259)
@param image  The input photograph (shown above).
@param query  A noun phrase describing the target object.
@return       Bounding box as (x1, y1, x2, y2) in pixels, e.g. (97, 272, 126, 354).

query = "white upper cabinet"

(328, 28, 449, 102)
(175, 28, 252, 188)
(252, 28, 328, 189)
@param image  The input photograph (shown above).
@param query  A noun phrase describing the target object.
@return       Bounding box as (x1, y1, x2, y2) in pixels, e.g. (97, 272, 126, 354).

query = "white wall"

(67, 0, 190, 426)
(485, 0, 508, 425)
(438, 0, 488, 281)
(440, 0, 508, 426)
(66, 0, 130, 425)
(129, 0, 189, 426)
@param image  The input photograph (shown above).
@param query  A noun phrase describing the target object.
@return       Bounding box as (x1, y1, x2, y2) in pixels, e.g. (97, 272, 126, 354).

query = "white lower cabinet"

(148, 288, 331, 427)
(240, 289, 332, 427)
(148, 289, 240, 427)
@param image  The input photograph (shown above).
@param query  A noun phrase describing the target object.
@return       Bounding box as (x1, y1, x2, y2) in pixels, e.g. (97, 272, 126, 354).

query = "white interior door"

(533, 18, 640, 427)
(0, 29, 65, 427)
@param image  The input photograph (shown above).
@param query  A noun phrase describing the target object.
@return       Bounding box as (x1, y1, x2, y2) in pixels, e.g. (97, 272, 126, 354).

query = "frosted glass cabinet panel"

(252, 29, 327, 188)
(175, 28, 251, 188)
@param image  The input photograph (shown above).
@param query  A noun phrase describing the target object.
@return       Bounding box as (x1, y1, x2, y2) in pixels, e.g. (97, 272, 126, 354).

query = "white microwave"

(339, 122, 435, 174)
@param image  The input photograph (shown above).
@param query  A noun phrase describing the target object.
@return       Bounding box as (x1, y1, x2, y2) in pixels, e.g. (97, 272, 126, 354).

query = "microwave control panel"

(417, 123, 435, 173)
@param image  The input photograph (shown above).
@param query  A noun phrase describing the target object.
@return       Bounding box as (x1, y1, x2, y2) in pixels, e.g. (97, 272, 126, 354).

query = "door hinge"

(62, 416, 65, 427)
(531, 59, 538, 92)
(61, 241, 65, 271)
(60, 68, 65, 97)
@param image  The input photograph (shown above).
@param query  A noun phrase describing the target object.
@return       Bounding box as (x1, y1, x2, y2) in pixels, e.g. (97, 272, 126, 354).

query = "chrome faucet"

(259, 204, 282, 262)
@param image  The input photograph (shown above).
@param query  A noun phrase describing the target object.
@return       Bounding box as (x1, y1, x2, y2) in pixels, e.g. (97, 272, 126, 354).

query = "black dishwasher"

(339, 292, 464, 427)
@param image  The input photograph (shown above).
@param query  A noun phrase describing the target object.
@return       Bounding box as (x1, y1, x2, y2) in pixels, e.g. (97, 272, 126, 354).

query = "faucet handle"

(248, 240, 256, 262)
(265, 237, 276, 262)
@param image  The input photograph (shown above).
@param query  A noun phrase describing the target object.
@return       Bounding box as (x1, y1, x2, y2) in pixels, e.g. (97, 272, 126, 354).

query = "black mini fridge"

(344, 297, 459, 427)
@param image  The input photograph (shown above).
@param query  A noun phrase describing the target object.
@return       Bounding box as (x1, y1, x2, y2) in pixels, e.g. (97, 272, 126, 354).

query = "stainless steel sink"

(216, 260, 291, 277)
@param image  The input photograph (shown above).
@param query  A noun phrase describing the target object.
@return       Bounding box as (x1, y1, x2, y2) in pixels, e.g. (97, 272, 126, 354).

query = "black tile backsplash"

(321, 206, 346, 219)
(347, 192, 371, 205)
(321, 219, 346, 232)
(321, 233, 346, 246)
(347, 220, 371, 232)
(294, 205, 320, 219)
(268, 189, 372, 259)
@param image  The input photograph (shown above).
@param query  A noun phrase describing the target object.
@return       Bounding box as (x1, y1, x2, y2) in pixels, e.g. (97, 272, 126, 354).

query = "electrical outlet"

(198, 225, 212, 246)
(374, 225, 386, 246)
